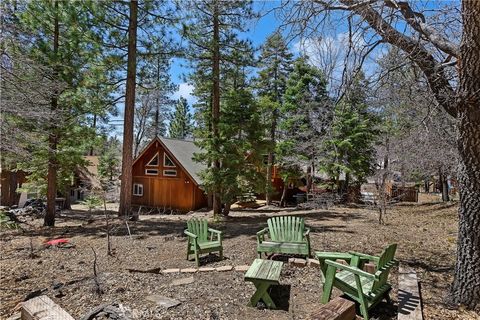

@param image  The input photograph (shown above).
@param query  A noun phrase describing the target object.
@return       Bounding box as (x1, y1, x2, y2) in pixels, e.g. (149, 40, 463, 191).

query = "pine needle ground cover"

(0, 197, 476, 319)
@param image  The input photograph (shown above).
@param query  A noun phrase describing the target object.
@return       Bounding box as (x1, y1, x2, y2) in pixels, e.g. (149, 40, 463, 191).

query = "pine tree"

(278, 57, 331, 204)
(182, 0, 256, 216)
(256, 32, 293, 204)
(95, 0, 176, 218)
(169, 97, 193, 139)
(8, 0, 114, 226)
(320, 73, 379, 194)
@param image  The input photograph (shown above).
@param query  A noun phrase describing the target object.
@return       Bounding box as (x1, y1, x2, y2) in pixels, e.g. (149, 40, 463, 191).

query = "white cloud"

(171, 82, 197, 106)
(293, 32, 382, 95)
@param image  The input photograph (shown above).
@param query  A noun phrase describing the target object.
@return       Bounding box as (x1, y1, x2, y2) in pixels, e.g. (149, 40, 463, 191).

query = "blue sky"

(110, 1, 283, 137)
(170, 1, 282, 106)
(109, 0, 459, 138)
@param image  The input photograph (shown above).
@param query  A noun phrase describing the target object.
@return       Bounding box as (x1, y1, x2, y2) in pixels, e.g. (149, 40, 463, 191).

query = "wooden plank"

(245, 259, 283, 282)
(398, 266, 423, 320)
(310, 297, 356, 320)
(266, 261, 283, 283)
(245, 259, 263, 279)
(22, 295, 75, 320)
(256, 259, 273, 280)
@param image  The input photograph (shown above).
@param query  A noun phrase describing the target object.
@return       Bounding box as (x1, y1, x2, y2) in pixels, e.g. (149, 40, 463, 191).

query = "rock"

(171, 276, 195, 286)
(336, 259, 349, 265)
(363, 262, 376, 274)
(180, 268, 197, 273)
(291, 258, 307, 267)
(198, 267, 216, 272)
(215, 265, 233, 272)
(162, 268, 180, 274)
(234, 265, 250, 272)
(307, 258, 321, 268)
(146, 295, 181, 309)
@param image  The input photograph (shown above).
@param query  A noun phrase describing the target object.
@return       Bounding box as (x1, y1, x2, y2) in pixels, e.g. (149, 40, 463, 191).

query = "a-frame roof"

(133, 137, 205, 185)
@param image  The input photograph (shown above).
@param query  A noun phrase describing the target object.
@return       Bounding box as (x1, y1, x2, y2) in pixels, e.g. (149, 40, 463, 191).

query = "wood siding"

(131, 140, 207, 212)
(0, 169, 27, 207)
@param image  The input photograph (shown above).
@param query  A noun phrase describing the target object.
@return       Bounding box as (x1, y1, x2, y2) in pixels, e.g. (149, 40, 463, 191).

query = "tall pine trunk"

(8, 170, 19, 206)
(211, 0, 222, 217)
(448, 0, 480, 308)
(44, 0, 59, 226)
(439, 166, 450, 202)
(265, 111, 277, 205)
(119, 0, 138, 219)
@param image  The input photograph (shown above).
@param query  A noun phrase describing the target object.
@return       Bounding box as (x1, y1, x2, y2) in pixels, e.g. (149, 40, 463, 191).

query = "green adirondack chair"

(320, 244, 398, 320)
(184, 218, 223, 266)
(256, 216, 311, 258)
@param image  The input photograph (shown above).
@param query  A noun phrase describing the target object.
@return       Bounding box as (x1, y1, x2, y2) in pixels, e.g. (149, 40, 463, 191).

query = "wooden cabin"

(131, 137, 208, 212)
(0, 168, 27, 207)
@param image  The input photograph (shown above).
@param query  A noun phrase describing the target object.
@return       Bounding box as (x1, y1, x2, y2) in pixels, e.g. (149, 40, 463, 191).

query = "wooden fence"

(391, 186, 418, 202)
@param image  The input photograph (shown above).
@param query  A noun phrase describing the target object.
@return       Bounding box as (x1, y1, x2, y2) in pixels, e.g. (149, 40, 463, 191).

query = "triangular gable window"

(163, 153, 176, 167)
(146, 152, 159, 166)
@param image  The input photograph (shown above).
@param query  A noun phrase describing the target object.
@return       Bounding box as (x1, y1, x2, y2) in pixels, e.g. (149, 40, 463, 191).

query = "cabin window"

(163, 169, 177, 177)
(163, 153, 176, 167)
(146, 152, 159, 166)
(133, 183, 143, 196)
(145, 169, 159, 175)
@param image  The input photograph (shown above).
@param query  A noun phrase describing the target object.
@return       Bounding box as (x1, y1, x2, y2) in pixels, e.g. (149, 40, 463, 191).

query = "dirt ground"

(1, 194, 479, 320)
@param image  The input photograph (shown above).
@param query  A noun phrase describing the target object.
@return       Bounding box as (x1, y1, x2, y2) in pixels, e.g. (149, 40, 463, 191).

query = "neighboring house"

(0, 156, 100, 207)
(0, 167, 27, 207)
(131, 137, 208, 212)
(71, 155, 101, 202)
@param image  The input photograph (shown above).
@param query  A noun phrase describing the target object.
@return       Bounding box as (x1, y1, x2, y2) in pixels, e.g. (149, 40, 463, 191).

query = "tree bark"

(8, 170, 18, 206)
(343, 0, 457, 117)
(222, 201, 231, 216)
(211, 0, 222, 217)
(44, 0, 59, 227)
(448, 0, 480, 308)
(266, 110, 277, 205)
(442, 177, 450, 202)
(439, 166, 450, 202)
(89, 114, 96, 156)
(118, 0, 138, 219)
(424, 178, 430, 193)
(306, 165, 312, 193)
(63, 185, 71, 210)
(280, 181, 288, 207)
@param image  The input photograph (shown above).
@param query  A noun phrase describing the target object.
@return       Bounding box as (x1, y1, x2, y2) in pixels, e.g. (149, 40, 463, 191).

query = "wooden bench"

(244, 258, 283, 309)
(257, 216, 311, 258)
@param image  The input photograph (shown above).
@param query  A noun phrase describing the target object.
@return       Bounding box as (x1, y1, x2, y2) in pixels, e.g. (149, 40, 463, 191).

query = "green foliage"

(183, 0, 263, 209)
(7, 0, 115, 201)
(256, 32, 294, 101)
(320, 73, 379, 187)
(98, 138, 121, 183)
(277, 57, 330, 177)
(196, 82, 267, 206)
(0, 211, 19, 230)
(81, 195, 102, 212)
(169, 97, 193, 139)
(255, 33, 294, 199)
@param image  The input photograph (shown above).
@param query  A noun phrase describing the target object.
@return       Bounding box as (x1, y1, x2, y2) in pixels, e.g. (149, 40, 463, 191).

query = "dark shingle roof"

(159, 137, 205, 185)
